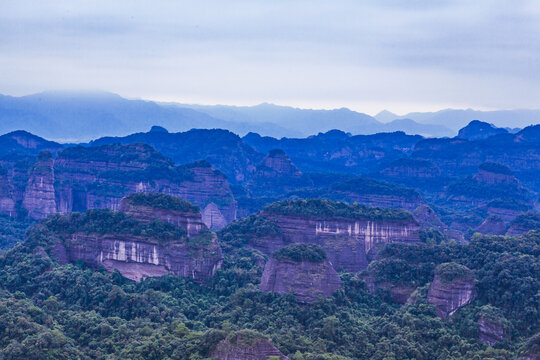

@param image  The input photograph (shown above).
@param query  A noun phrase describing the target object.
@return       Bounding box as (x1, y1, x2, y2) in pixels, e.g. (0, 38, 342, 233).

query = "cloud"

(0, 0, 539, 113)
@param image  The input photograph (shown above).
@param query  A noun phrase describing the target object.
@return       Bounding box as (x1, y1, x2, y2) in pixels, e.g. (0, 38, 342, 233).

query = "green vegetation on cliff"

(44, 209, 187, 242)
(273, 244, 327, 263)
(125, 192, 200, 213)
(510, 211, 540, 230)
(435, 262, 474, 283)
(263, 199, 415, 221)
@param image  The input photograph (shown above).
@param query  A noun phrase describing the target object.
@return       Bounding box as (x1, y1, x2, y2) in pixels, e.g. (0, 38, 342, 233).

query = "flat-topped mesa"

(22, 151, 57, 219)
(474, 162, 519, 185)
(51, 144, 236, 229)
(427, 262, 476, 320)
(44, 208, 222, 282)
(328, 178, 425, 212)
(260, 244, 342, 303)
(212, 330, 290, 360)
(475, 215, 507, 235)
(119, 193, 206, 237)
(224, 199, 420, 272)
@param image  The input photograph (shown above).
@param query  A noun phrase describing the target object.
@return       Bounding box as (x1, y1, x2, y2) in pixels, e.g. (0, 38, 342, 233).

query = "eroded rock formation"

(260, 244, 341, 303)
(427, 263, 476, 320)
(22, 151, 56, 219)
(475, 215, 506, 235)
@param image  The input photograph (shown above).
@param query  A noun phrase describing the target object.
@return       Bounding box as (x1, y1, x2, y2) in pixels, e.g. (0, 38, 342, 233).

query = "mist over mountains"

(0, 91, 538, 141)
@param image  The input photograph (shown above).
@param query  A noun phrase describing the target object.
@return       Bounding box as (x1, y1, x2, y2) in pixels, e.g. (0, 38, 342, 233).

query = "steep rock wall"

(260, 257, 341, 303)
(22, 152, 57, 219)
(427, 270, 476, 320)
(249, 213, 419, 272)
(52, 233, 222, 282)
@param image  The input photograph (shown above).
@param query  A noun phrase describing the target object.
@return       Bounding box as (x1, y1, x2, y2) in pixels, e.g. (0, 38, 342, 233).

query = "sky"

(1, 0, 539, 115)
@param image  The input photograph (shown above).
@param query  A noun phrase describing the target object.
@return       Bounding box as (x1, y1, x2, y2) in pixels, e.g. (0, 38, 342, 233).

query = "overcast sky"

(1, 0, 539, 114)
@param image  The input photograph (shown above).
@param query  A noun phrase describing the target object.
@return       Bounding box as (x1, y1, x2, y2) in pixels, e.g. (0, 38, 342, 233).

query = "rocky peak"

(260, 244, 342, 303)
(475, 215, 506, 235)
(212, 330, 289, 360)
(427, 262, 476, 320)
(149, 125, 168, 133)
(259, 149, 303, 178)
(118, 193, 207, 237)
(457, 120, 508, 140)
(0, 166, 15, 216)
(22, 151, 56, 219)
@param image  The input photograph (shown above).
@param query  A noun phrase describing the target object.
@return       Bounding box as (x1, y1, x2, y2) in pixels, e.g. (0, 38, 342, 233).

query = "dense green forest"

(0, 209, 538, 359)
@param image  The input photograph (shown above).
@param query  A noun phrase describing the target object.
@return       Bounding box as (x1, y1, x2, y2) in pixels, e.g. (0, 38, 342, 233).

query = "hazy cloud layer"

(1, 0, 539, 114)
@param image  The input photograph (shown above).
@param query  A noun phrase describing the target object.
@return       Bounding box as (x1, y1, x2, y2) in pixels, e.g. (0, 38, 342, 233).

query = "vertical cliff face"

(46, 207, 223, 282)
(118, 193, 207, 237)
(478, 317, 504, 346)
(227, 200, 420, 272)
(51, 144, 236, 229)
(0, 167, 15, 216)
(212, 331, 289, 360)
(260, 244, 341, 303)
(247, 149, 313, 196)
(427, 263, 476, 320)
(22, 151, 57, 219)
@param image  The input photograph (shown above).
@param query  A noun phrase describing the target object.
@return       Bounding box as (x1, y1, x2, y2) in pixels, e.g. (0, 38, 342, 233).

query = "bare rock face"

(118, 193, 207, 237)
(247, 149, 313, 196)
(260, 244, 341, 303)
(413, 205, 446, 230)
(212, 331, 289, 360)
(203, 202, 229, 230)
(475, 215, 507, 235)
(427, 263, 476, 320)
(47, 209, 223, 282)
(0, 167, 15, 216)
(478, 314, 504, 345)
(474, 162, 518, 185)
(22, 151, 57, 219)
(363, 276, 416, 304)
(233, 200, 420, 272)
(52, 144, 236, 229)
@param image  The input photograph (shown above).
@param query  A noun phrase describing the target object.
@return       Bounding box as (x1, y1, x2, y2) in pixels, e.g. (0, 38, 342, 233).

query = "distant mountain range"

(0, 90, 538, 141)
(375, 108, 540, 132)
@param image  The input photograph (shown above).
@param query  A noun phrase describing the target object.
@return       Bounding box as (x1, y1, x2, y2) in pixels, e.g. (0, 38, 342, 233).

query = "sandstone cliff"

(247, 149, 313, 196)
(0, 167, 15, 216)
(52, 144, 236, 229)
(506, 212, 540, 236)
(22, 151, 57, 219)
(223, 199, 420, 272)
(427, 262, 476, 320)
(379, 158, 441, 179)
(260, 244, 341, 303)
(477, 306, 505, 346)
(119, 193, 207, 237)
(212, 330, 289, 360)
(46, 208, 223, 282)
(413, 205, 446, 230)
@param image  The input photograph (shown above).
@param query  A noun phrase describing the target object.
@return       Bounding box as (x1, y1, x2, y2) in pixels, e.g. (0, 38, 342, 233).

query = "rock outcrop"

(46, 207, 223, 282)
(212, 330, 289, 360)
(477, 306, 505, 346)
(474, 162, 519, 185)
(0, 167, 15, 216)
(225, 199, 420, 272)
(475, 215, 507, 235)
(427, 263, 476, 320)
(379, 158, 441, 179)
(517, 333, 540, 360)
(22, 151, 57, 219)
(119, 193, 206, 237)
(363, 276, 416, 304)
(260, 244, 341, 303)
(247, 149, 313, 196)
(413, 205, 445, 230)
(50, 144, 236, 229)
